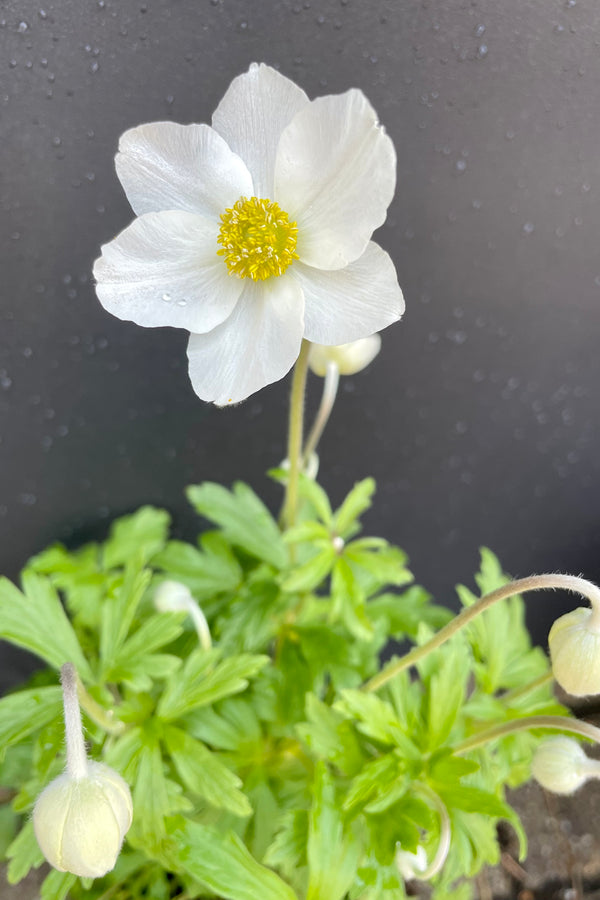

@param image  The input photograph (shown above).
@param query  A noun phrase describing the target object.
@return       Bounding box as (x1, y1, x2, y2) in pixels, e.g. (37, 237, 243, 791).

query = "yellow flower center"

(217, 196, 299, 281)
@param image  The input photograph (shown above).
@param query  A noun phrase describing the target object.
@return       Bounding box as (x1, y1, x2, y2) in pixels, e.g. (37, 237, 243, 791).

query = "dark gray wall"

(2, 0, 600, 684)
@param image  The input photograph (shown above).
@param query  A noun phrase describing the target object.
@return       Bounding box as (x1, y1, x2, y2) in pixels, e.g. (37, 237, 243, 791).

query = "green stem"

(76, 673, 125, 736)
(364, 573, 600, 693)
(501, 671, 554, 706)
(452, 714, 600, 755)
(302, 361, 340, 466)
(281, 340, 311, 531)
(417, 786, 451, 880)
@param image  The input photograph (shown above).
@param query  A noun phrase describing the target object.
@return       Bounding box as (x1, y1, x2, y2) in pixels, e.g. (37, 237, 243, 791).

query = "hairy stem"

(302, 361, 340, 465)
(281, 340, 311, 531)
(452, 714, 600, 755)
(364, 573, 600, 693)
(61, 663, 88, 780)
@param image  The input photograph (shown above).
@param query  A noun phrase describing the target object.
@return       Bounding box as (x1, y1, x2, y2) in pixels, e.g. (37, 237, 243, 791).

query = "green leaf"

(333, 478, 376, 537)
(100, 567, 152, 671)
(0, 574, 92, 679)
(368, 588, 452, 640)
(132, 742, 189, 849)
(115, 611, 185, 661)
(164, 726, 251, 817)
(6, 820, 43, 883)
(296, 475, 333, 526)
(264, 810, 308, 896)
(331, 558, 373, 640)
(172, 819, 299, 900)
(345, 542, 412, 589)
(157, 650, 269, 720)
(297, 694, 364, 775)
(103, 506, 170, 569)
(282, 521, 330, 545)
(438, 784, 512, 818)
(306, 763, 358, 900)
(425, 641, 470, 748)
(154, 534, 242, 596)
(0, 686, 62, 751)
(40, 870, 77, 900)
(281, 547, 336, 593)
(187, 481, 287, 569)
(343, 753, 406, 814)
(186, 696, 262, 751)
(338, 690, 420, 759)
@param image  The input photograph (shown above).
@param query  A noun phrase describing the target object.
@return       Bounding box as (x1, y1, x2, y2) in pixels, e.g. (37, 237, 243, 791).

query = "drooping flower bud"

(33, 761, 133, 878)
(395, 844, 428, 881)
(154, 579, 212, 650)
(33, 663, 132, 878)
(308, 334, 382, 377)
(531, 736, 600, 795)
(548, 606, 600, 696)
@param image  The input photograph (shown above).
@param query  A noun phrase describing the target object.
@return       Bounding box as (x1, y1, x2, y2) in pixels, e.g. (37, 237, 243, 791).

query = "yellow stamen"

(217, 196, 299, 281)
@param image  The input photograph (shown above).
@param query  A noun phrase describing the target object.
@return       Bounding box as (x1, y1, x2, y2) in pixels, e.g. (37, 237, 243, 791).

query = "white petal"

(93, 211, 242, 333)
(212, 63, 309, 199)
(294, 241, 404, 344)
(187, 275, 304, 405)
(275, 89, 396, 269)
(308, 334, 381, 377)
(116, 122, 253, 218)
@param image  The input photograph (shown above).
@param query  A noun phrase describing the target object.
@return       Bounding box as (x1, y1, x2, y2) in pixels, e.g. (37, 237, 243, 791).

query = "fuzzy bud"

(548, 606, 600, 696)
(531, 736, 600, 795)
(33, 760, 132, 878)
(308, 334, 381, 377)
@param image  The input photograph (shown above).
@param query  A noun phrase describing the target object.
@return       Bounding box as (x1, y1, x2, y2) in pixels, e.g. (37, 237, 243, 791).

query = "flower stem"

(61, 663, 89, 780)
(302, 361, 340, 466)
(452, 714, 600, 755)
(75, 673, 125, 736)
(500, 671, 554, 706)
(281, 339, 311, 531)
(364, 573, 600, 693)
(418, 787, 451, 880)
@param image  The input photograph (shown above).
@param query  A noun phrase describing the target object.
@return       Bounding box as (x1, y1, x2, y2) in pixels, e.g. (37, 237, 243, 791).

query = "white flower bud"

(308, 334, 382, 377)
(395, 844, 428, 881)
(154, 579, 193, 614)
(33, 761, 132, 878)
(548, 606, 600, 696)
(154, 580, 212, 650)
(531, 736, 600, 795)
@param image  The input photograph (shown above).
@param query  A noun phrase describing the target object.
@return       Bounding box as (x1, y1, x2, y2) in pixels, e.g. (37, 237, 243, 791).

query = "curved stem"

(188, 603, 212, 651)
(302, 361, 340, 465)
(501, 671, 554, 706)
(281, 340, 311, 531)
(75, 673, 125, 736)
(452, 715, 600, 755)
(418, 787, 451, 880)
(364, 573, 600, 693)
(61, 663, 88, 780)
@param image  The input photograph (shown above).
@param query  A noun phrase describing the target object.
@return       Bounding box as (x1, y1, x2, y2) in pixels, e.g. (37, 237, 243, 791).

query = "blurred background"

(1, 0, 600, 687)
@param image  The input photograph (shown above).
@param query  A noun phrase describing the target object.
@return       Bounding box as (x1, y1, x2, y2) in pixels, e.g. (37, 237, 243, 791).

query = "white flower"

(308, 334, 381, 377)
(531, 736, 600, 795)
(34, 761, 133, 878)
(548, 606, 600, 696)
(93, 63, 404, 405)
